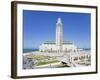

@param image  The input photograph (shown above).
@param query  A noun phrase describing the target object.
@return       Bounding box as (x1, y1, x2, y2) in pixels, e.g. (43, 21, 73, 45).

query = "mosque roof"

(44, 41, 72, 44)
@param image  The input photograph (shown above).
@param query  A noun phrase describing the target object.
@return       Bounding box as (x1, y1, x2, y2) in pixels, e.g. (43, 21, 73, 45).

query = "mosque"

(39, 18, 77, 53)
(23, 18, 91, 69)
(38, 18, 91, 66)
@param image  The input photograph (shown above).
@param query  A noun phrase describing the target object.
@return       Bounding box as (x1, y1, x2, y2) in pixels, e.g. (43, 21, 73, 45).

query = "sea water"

(23, 49, 39, 53)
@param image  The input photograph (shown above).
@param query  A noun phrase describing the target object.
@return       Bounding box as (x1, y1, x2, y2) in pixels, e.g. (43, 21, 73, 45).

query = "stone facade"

(39, 18, 77, 53)
(39, 41, 77, 52)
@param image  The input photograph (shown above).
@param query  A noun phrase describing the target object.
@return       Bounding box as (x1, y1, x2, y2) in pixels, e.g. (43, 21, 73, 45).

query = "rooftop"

(44, 41, 72, 44)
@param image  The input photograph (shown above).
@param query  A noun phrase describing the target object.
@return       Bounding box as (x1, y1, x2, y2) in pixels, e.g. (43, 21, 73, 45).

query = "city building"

(39, 18, 77, 53)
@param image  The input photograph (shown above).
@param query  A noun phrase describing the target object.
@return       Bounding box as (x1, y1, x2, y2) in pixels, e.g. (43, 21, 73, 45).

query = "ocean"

(23, 49, 39, 53)
(83, 48, 91, 51)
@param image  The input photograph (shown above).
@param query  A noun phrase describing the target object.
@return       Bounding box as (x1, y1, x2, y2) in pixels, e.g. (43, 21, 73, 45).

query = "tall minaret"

(56, 18, 63, 53)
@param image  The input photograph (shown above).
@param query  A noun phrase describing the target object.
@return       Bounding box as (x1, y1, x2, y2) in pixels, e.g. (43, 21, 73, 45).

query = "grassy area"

(31, 55, 59, 66)
(36, 60, 59, 66)
(24, 55, 71, 68)
(32, 55, 52, 60)
(32, 55, 47, 60)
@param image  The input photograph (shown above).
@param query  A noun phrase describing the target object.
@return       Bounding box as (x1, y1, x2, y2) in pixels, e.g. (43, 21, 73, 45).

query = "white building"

(39, 41, 77, 52)
(39, 18, 91, 66)
(39, 18, 77, 53)
(23, 18, 91, 68)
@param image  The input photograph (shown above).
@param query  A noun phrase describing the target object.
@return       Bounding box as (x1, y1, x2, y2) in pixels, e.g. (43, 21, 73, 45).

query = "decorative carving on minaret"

(56, 18, 63, 53)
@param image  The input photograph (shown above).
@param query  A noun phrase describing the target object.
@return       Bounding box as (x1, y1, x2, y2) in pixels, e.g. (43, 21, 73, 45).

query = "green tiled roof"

(44, 41, 55, 44)
(44, 41, 72, 44)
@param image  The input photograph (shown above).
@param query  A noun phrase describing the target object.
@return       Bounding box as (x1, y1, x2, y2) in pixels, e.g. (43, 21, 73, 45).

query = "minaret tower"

(56, 18, 63, 53)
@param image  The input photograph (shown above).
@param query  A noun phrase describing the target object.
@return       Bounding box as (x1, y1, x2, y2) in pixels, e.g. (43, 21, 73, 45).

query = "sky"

(23, 10, 91, 49)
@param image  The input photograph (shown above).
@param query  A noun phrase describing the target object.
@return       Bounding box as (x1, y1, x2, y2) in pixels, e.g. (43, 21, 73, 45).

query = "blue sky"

(23, 10, 91, 49)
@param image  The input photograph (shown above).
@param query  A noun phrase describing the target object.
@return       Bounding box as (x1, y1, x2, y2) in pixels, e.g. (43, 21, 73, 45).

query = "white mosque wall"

(39, 43, 77, 52)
